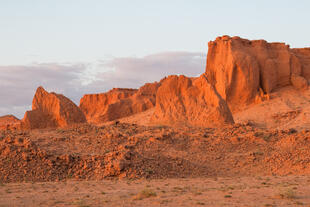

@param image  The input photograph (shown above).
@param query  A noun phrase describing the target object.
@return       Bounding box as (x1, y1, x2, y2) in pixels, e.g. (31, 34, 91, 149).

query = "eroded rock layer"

(22, 87, 86, 129)
(151, 74, 234, 127)
(291, 48, 310, 80)
(206, 35, 310, 111)
(79, 82, 160, 124)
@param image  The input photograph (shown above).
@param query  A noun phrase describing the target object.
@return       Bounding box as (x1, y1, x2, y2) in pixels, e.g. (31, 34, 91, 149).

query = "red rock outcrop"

(22, 87, 86, 129)
(79, 82, 161, 124)
(79, 88, 136, 123)
(150, 74, 234, 127)
(206, 35, 310, 111)
(291, 48, 310, 80)
(0, 115, 21, 130)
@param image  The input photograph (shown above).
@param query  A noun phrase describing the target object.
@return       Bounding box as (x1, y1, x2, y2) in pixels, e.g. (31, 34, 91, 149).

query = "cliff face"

(291, 48, 310, 80)
(7, 36, 310, 129)
(79, 82, 160, 124)
(206, 35, 309, 111)
(150, 74, 234, 127)
(79, 88, 137, 123)
(22, 87, 86, 129)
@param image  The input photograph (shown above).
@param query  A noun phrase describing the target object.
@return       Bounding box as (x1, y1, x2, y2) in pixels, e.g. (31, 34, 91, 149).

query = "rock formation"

(291, 48, 310, 82)
(79, 82, 160, 124)
(150, 74, 234, 127)
(0, 115, 21, 130)
(206, 35, 310, 111)
(4, 36, 309, 129)
(22, 87, 86, 129)
(79, 88, 137, 123)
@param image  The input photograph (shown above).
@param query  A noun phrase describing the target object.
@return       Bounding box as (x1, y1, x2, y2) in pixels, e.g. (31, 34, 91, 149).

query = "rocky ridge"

(22, 87, 86, 129)
(206, 35, 310, 111)
(150, 74, 234, 127)
(80, 82, 160, 124)
(2, 36, 310, 130)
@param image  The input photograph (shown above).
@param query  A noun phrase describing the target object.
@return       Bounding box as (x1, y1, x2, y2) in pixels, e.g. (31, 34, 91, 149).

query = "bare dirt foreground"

(1, 121, 310, 206)
(1, 176, 310, 207)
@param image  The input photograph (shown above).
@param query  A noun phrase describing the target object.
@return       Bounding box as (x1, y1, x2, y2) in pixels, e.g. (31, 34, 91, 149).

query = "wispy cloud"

(0, 52, 205, 118)
(86, 51, 205, 90)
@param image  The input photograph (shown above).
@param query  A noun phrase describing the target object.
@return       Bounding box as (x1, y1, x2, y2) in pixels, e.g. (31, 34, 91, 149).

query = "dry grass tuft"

(133, 189, 157, 200)
(278, 188, 297, 199)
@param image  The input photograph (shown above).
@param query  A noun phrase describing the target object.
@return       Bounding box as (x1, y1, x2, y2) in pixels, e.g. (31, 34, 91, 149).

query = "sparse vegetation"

(196, 201, 205, 205)
(133, 189, 157, 200)
(278, 188, 297, 199)
(160, 199, 170, 204)
(172, 186, 185, 193)
(295, 201, 304, 205)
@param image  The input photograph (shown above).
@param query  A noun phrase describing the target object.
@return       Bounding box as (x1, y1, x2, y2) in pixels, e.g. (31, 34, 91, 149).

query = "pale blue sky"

(1, 0, 310, 117)
(1, 0, 309, 65)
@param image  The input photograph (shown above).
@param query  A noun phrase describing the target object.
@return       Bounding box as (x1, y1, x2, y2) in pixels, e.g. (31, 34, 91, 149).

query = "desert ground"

(1, 176, 310, 207)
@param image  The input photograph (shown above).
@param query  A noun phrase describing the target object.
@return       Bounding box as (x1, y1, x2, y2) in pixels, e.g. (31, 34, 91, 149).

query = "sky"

(0, 0, 310, 118)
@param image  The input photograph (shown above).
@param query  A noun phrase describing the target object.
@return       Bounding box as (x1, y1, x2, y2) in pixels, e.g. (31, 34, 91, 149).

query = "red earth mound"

(150, 74, 234, 127)
(0, 115, 21, 131)
(1, 123, 310, 183)
(0, 130, 132, 182)
(80, 82, 160, 124)
(206, 35, 310, 111)
(22, 87, 86, 129)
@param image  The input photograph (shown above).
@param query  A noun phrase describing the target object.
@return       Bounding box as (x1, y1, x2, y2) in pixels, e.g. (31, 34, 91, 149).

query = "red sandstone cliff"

(79, 82, 160, 124)
(5, 36, 310, 129)
(291, 48, 310, 80)
(150, 74, 234, 127)
(206, 35, 309, 111)
(22, 87, 86, 129)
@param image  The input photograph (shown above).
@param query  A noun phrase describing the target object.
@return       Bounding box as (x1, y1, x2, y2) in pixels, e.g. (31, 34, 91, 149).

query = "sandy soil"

(1, 176, 310, 207)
